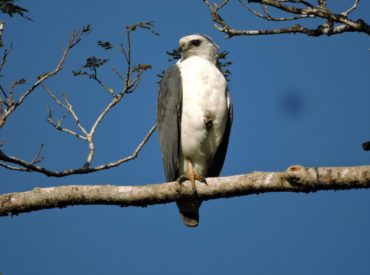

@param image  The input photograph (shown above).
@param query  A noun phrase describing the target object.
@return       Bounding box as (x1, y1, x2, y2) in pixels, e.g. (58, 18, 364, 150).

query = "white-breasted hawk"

(157, 34, 232, 227)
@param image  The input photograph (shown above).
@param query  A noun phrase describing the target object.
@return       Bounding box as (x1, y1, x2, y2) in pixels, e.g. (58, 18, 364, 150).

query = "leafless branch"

(44, 84, 89, 141)
(47, 110, 87, 141)
(0, 29, 85, 128)
(43, 84, 67, 109)
(1, 164, 369, 216)
(1, 23, 156, 178)
(30, 144, 45, 164)
(0, 162, 27, 171)
(62, 95, 88, 136)
(240, 1, 311, 21)
(92, 76, 115, 97)
(203, 0, 370, 37)
(112, 67, 125, 84)
(124, 27, 132, 90)
(342, 0, 360, 16)
(0, 124, 156, 177)
(0, 43, 12, 74)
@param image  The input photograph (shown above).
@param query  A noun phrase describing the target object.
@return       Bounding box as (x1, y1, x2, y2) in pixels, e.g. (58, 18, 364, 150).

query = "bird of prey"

(157, 34, 232, 227)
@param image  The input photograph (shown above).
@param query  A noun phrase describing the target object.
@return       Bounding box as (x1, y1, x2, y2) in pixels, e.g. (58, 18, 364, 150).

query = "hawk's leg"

(176, 162, 207, 191)
(176, 162, 196, 191)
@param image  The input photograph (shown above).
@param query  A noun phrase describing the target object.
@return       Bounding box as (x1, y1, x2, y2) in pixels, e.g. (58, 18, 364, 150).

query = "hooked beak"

(178, 42, 188, 53)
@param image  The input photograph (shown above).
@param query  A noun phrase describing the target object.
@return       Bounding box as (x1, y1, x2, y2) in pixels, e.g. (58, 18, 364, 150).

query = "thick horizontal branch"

(1, 165, 370, 216)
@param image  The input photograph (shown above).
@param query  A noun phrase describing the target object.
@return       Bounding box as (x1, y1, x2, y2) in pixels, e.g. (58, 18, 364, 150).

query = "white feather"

(177, 55, 227, 176)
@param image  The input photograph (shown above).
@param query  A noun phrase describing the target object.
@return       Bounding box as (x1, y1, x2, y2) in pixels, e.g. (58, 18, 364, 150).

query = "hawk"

(157, 34, 232, 227)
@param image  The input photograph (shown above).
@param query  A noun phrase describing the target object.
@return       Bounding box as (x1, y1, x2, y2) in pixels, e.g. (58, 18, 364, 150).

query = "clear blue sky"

(1, 1, 370, 274)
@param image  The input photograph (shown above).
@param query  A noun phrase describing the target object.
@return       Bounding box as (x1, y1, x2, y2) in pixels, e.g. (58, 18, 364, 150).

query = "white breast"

(177, 56, 227, 176)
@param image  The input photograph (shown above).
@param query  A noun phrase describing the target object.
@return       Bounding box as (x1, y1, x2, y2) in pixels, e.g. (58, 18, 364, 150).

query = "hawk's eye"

(191, 39, 201, 47)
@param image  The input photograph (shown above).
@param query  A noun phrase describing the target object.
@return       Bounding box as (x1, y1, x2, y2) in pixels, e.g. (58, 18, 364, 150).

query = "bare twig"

(62, 95, 88, 136)
(240, 1, 311, 21)
(43, 84, 67, 109)
(0, 87, 8, 111)
(44, 84, 89, 141)
(124, 27, 132, 90)
(92, 76, 115, 97)
(342, 0, 360, 16)
(45, 85, 89, 137)
(0, 29, 84, 128)
(0, 162, 27, 171)
(89, 95, 123, 139)
(203, 0, 370, 37)
(0, 124, 156, 177)
(1, 164, 369, 216)
(46, 110, 87, 141)
(112, 67, 125, 84)
(262, 3, 311, 21)
(1, 23, 155, 177)
(45, 79, 135, 169)
(77, 69, 115, 97)
(30, 144, 45, 164)
(0, 43, 12, 74)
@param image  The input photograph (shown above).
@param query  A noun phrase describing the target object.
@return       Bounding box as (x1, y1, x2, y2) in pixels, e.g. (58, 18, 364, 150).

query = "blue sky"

(1, 1, 370, 274)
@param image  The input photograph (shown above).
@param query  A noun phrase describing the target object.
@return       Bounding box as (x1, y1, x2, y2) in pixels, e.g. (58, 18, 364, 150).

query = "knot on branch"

(286, 165, 317, 192)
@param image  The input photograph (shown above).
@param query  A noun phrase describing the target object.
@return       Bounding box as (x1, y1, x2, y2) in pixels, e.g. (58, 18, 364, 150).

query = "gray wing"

(157, 65, 182, 182)
(207, 91, 233, 177)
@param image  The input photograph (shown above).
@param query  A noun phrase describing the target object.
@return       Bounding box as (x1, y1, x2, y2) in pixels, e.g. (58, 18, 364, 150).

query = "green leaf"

(216, 51, 232, 80)
(82, 56, 109, 69)
(164, 49, 232, 80)
(127, 21, 159, 36)
(133, 64, 152, 72)
(97, 40, 113, 50)
(72, 70, 87, 77)
(82, 24, 91, 34)
(166, 48, 181, 61)
(0, 0, 31, 20)
(17, 78, 26, 85)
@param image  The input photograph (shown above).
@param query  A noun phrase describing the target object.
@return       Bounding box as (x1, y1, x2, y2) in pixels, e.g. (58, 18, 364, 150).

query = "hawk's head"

(178, 34, 219, 63)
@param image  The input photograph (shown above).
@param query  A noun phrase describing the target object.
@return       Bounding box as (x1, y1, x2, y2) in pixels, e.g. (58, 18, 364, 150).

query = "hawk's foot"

(176, 175, 191, 185)
(196, 175, 207, 185)
(176, 175, 207, 185)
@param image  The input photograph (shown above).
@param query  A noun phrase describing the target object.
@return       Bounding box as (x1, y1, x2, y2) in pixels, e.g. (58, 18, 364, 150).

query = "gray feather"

(157, 65, 182, 181)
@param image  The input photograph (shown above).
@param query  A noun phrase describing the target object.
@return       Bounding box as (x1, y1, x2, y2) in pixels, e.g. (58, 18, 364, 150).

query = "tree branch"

(0, 29, 85, 128)
(203, 0, 370, 37)
(1, 165, 369, 216)
(0, 124, 156, 177)
(1, 23, 156, 176)
(342, 0, 360, 17)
